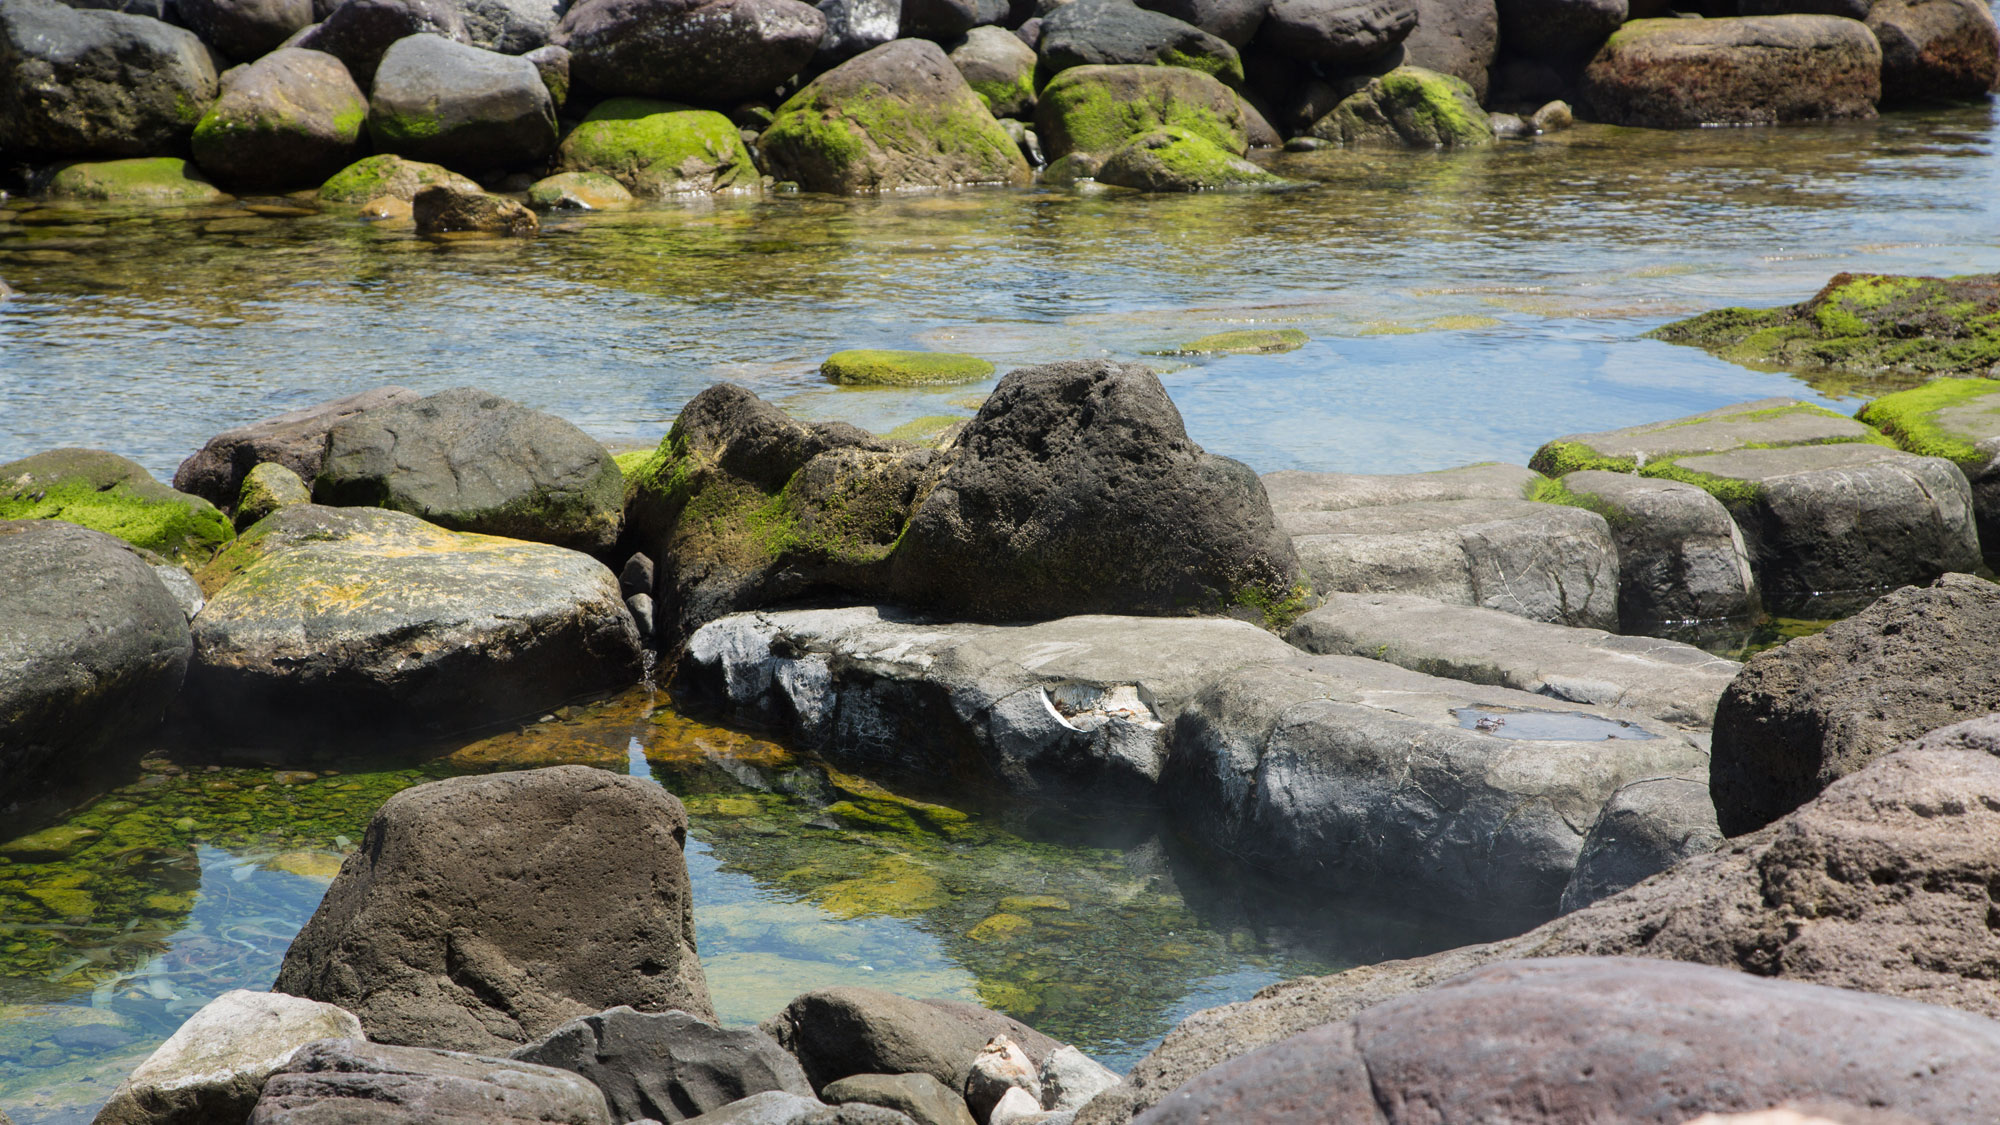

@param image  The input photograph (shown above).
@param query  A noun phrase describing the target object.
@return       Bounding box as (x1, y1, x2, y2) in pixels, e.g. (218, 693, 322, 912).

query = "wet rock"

(964, 1038, 1039, 1123)
(317, 152, 481, 202)
(1530, 397, 1879, 475)
(822, 1074, 974, 1125)
(186, 505, 640, 739)
(0, 0, 218, 157)
(410, 184, 536, 234)
(191, 48, 367, 193)
(178, 0, 311, 61)
(1858, 375, 2000, 565)
(1488, 110, 1530, 137)
(1, 448, 232, 563)
(815, 0, 900, 62)
(1253, 0, 1413, 64)
(43, 156, 229, 203)
(951, 25, 1038, 117)
(234, 462, 313, 529)
(1263, 461, 1538, 509)
(1398, 0, 1495, 96)
(274, 766, 708, 1051)
(527, 170, 634, 209)
(248, 1038, 613, 1124)
(1287, 592, 1738, 729)
(1309, 65, 1492, 147)
(1551, 470, 1758, 625)
(1494, 0, 1620, 60)
(761, 39, 1029, 193)
(823, 350, 995, 385)
(1094, 126, 1279, 190)
(1582, 16, 1882, 128)
(369, 35, 557, 170)
(762, 988, 1060, 1094)
(1529, 97, 1571, 129)
(559, 98, 758, 196)
(314, 386, 622, 552)
(512, 1006, 813, 1123)
(1036, 0, 1243, 84)
(462, 0, 562, 51)
(173, 386, 419, 507)
(556, 0, 826, 103)
(1033, 63, 1246, 158)
(1557, 775, 1722, 912)
(1868, 0, 1999, 104)
(93, 990, 362, 1125)
(297, 0, 468, 86)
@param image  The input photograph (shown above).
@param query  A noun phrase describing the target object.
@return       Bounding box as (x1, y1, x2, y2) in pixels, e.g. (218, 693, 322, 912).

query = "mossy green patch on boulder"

(823, 350, 995, 386)
(0, 449, 233, 563)
(316, 154, 481, 204)
(190, 48, 368, 193)
(235, 462, 312, 531)
(1034, 63, 1246, 159)
(1650, 272, 2000, 379)
(1095, 127, 1281, 192)
(1856, 377, 2000, 467)
(613, 449, 655, 477)
(1150, 328, 1308, 355)
(526, 171, 636, 211)
(558, 98, 757, 196)
(45, 158, 228, 204)
(881, 415, 969, 445)
(1311, 66, 1494, 148)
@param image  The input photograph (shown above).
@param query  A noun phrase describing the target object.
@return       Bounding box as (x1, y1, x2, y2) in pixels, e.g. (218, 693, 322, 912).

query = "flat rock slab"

(95, 989, 362, 1125)
(510, 1006, 813, 1123)
(1531, 397, 1874, 473)
(1557, 469, 1758, 624)
(1287, 591, 1739, 729)
(1262, 463, 1539, 512)
(681, 607, 1301, 804)
(248, 1038, 611, 1124)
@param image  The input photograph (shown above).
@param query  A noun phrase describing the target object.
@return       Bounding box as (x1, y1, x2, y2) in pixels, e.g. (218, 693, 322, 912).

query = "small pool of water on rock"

(0, 689, 1488, 1124)
(1453, 706, 1659, 740)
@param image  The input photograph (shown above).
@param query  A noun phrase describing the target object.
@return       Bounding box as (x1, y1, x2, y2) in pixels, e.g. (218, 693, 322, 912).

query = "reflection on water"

(0, 689, 1484, 1123)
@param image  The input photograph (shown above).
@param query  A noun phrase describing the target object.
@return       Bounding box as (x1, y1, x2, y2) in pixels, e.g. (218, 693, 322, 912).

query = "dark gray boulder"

(815, 0, 898, 61)
(555, 0, 826, 102)
(249, 1038, 613, 1124)
(1494, 0, 1620, 60)
(512, 1007, 814, 1123)
(296, 0, 468, 85)
(902, 0, 978, 39)
(1133, 0, 1264, 47)
(1035, 0, 1242, 84)
(462, 0, 562, 51)
(368, 34, 557, 169)
(1554, 470, 1757, 626)
(191, 47, 367, 191)
(1252, 0, 1413, 63)
(1866, 0, 2000, 104)
(760, 988, 1061, 1094)
(1397, 0, 1494, 95)
(315, 386, 623, 553)
(0, 0, 218, 157)
(274, 766, 711, 1053)
(173, 386, 418, 508)
(178, 0, 310, 60)
(820, 1074, 973, 1125)
(1556, 776, 1722, 913)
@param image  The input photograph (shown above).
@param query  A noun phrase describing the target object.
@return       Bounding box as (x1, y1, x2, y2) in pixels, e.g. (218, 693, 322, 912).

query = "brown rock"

(412, 184, 539, 237)
(1866, 0, 2000, 104)
(1583, 16, 1880, 127)
(173, 386, 418, 508)
(761, 988, 1061, 1094)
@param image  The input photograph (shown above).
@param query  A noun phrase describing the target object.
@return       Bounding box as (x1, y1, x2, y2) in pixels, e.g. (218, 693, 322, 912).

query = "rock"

(986, 1091, 1045, 1125)
(319, 152, 481, 201)
(1858, 376, 2000, 565)
(1252, 0, 1414, 64)
(527, 169, 635, 209)
(1530, 397, 1881, 476)
(1868, 0, 1999, 104)
(558, 97, 758, 196)
(186, 505, 641, 739)
(816, 0, 900, 62)
(1557, 776, 1722, 912)
(1308, 65, 1492, 147)
(412, 183, 543, 234)
(191, 48, 367, 193)
(1131, 958, 2000, 1125)
(1094, 126, 1279, 190)
(234, 462, 313, 529)
(1529, 97, 1571, 129)
(682, 607, 1299, 802)
(1264, 461, 1537, 509)
(1711, 573, 2000, 834)
(1397, 0, 1495, 96)
(525, 41, 568, 102)
(1488, 109, 1529, 136)
(177, 0, 311, 61)
(1582, 16, 1882, 128)
(1033, 62, 1246, 159)
(1653, 273, 2000, 381)
(1494, 0, 1620, 60)
(1548, 470, 1757, 626)
(150, 558, 206, 619)
(1287, 592, 1739, 729)
(900, 0, 977, 39)
(248, 1038, 613, 1124)
(298, 0, 468, 85)
(1036, 0, 1243, 84)
(1156, 328, 1305, 354)
(511, 1006, 814, 1123)
(822, 1074, 975, 1125)
(760, 39, 1030, 194)
(173, 386, 419, 506)
(0, 0, 217, 157)
(462, 0, 561, 51)
(1233, 90, 1276, 144)
(92, 990, 362, 1125)
(685, 1092, 829, 1125)
(0, 520, 189, 816)
(44, 156, 229, 203)
(369, 35, 557, 170)
(557, 0, 826, 103)
(951, 25, 1038, 116)
(1037, 1049, 1116, 1114)
(965, 1038, 1039, 1124)
(273, 766, 707, 1051)
(823, 349, 996, 385)
(761, 988, 1060, 1093)
(1133, 0, 1263, 46)
(314, 387, 621, 550)
(1, 448, 233, 562)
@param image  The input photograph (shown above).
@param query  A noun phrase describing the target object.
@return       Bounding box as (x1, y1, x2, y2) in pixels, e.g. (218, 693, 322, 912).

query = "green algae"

(234, 462, 311, 530)
(559, 99, 757, 196)
(1098, 128, 1280, 191)
(762, 80, 1027, 193)
(0, 449, 233, 563)
(1036, 67, 1244, 158)
(1317, 67, 1492, 149)
(316, 154, 474, 204)
(45, 159, 227, 205)
(823, 349, 995, 386)
(881, 415, 968, 445)
(1149, 328, 1307, 355)
(1854, 377, 2000, 467)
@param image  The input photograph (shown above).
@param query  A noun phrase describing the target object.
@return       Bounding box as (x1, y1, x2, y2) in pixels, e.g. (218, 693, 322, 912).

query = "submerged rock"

(1036, 0, 1243, 85)
(558, 97, 758, 196)
(317, 153, 482, 203)
(822, 349, 995, 385)
(1582, 16, 1882, 128)
(512, 1006, 814, 1123)
(1094, 126, 1279, 191)
(0, 0, 217, 157)
(557, 0, 827, 103)
(173, 386, 420, 507)
(248, 1038, 613, 1124)
(1033, 63, 1246, 160)
(368, 34, 557, 170)
(762, 988, 1060, 1093)
(45, 157, 226, 203)
(1309, 65, 1493, 148)
(192, 48, 368, 193)
(1155, 328, 1306, 355)
(0, 448, 232, 563)
(94, 990, 363, 1125)
(528, 170, 636, 209)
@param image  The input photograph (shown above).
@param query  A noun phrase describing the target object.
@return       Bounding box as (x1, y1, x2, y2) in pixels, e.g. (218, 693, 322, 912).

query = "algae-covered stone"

(1151, 328, 1306, 355)
(1650, 272, 2000, 380)
(235, 462, 313, 530)
(0, 0, 218, 158)
(1582, 16, 1881, 128)
(1858, 377, 2000, 564)
(316, 152, 481, 203)
(368, 35, 557, 170)
(822, 349, 995, 386)
(1036, 0, 1245, 85)
(1310, 65, 1492, 147)
(44, 157, 228, 204)
(1528, 396, 1886, 481)
(558, 97, 757, 196)
(950, 25, 1038, 118)
(1095, 126, 1279, 191)
(760, 38, 1030, 194)
(191, 48, 368, 193)
(93, 990, 363, 1125)
(527, 170, 635, 210)
(1034, 62, 1246, 159)
(0, 449, 232, 562)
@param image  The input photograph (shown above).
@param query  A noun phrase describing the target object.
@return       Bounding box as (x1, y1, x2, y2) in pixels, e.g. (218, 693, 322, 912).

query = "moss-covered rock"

(234, 462, 313, 531)
(1858, 377, 2000, 566)
(557, 97, 757, 196)
(1095, 127, 1280, 191)
(1310, 66, 1493, 148)
(1582, 15, 1882, 128)
(1150, 328, 1307, 355)
(1528, 397, 1891, 495)
(1650, 272, 2000, 379)
(526, 170, 636, 211)
(0, 449, 233, 563)
(949, 25, 1038, 118)
(316, 153, 481, 204)
(822, 349, 995, 386)
(189, 48, 367, 193)
(1033, 63, 1246, 159)
(44, 157, 228, 204)
(759, 38, 1030, 193)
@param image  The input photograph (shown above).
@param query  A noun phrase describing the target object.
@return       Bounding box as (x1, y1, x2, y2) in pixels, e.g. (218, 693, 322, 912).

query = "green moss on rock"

(1312, 66, 1493, 149)
(558, 98, 757, 196)
(45, 158, 229, 204)
(317, 154, 480, 204)
(1150, 328, 1307, 355)
(1035, 64, 1246, 159)
(1095, 127, 1281, 192)
(1856, 377, 2000, 467)
(526, 171, 636, 211)
(0, 449, 233, 563)
(234, 462, 312, 531)
(823, 350, 996, 386)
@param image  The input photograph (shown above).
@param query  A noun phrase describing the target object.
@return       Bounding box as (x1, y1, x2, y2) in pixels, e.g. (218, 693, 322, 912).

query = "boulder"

(528, 170, 635, 209)
(760, 39, 1029, 193)
(1550, 470, 1758, 626)
(93, 990, 362, 1125)
(964, 1039, 1039, 1123)
(821, 1074, 975, 1125)
(511, 1007, 814, 1123)
(0, 520, 189, 816)
(1038, 1048, 1118, 1113)
(1134, 0, 1264, 46)
(274, 766, 709, 1051)
(1035, 0, 1243, 84)
(1287, 592, 1739, 729)
(761, 988, 1060, 1094)
(191, 48, 367, 192)
(1557, 775, 1722, 912)
(296, 0, 468, 86)
(178, 0, 311, 61)
(1397, 0, 1495, 96)
(556, 0, 826, 103)
(1032, 62, 1246, 158)
(316, 152, 481, 201)
(369, 35, 557, 169)
(525, 41, 568, 101)
(1131, 958, 2000, 1125)
(815, 0, 900, 62)
(1858, 375, 2000, 566)
(185, 505, 641, 739)
(1582, 16, 1882, 128)
(1308, 65, 1492, 147)
(1, 448, 232, 563)
(950, 25, 1038, 116)
(233, 461, 313, 529)
(1263, 461, 1538, 510)
(1711, 573, 2000, 834)
(43, 156, 229, 202)
(900, 0, 977, 39)
(462, 0, 562, 51)
(1867, 0, 1999, 104)
(314, 386, 623, 551)
(1094, 126, 1278, 190)
(173, 386, 419, 507)
(1493, 0, 1620, 60)
(248, 1038, 613, 1124)
(680, 606, 1301, 803)
(686, 1094, 920, 1125)
(558, 97, 758, 196)
(1252, 0, 1414, 64)
(0, 0, 217, 157)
